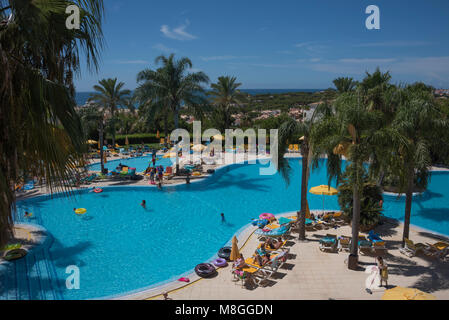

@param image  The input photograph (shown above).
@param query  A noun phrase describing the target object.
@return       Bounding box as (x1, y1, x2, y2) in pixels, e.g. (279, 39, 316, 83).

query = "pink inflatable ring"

(259, 212, 275, 221)
(213, 258, 227, 267)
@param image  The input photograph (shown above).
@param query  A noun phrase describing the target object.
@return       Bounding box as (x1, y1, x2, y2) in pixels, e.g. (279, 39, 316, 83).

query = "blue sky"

(75, 0, 449, 91)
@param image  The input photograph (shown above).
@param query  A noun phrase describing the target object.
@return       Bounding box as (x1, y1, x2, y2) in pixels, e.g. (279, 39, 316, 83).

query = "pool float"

(192, 171, 201, 176)
(178, 277, 190, 283)
(3, 248, 27, 261)
(194, 263, 216, 278)
(93, 188, 103, 193)
(213, 258, 227, 267)
(75, 208, 87, 215)
(217, 247, 232, 261)
(259, 212, 275, 221)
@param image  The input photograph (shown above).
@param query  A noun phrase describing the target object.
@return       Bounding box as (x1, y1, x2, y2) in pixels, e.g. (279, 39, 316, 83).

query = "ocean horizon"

(75, 89, 326, 106)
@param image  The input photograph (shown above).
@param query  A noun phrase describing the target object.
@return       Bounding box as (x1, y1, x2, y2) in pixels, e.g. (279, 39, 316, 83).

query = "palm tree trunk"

(164, 112, 168, 147)
(299, 145, 309, 240)
(402, 165, 415, 247)
(173, 106, 180, 175)
(99, 121, 105, 173)
(348, 161, 361, 269)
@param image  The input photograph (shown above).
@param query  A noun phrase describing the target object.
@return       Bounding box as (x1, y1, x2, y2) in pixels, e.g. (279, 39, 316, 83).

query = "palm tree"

(79, 105, 107, 173)
(89, 78, 131, 147)
(208, 76, 246, 132)
(313, 90, 390, 269)
(277, 103, 333, 240)
(0, 0, 103, 247)
(391, 84, 449, 246)
(333, 77, 358, 94)
(135, 54, 209, 132)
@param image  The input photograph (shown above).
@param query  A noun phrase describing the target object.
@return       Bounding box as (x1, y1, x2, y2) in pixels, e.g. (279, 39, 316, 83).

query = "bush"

(338, 172, 384, 230)
(108, 133, 165, 145)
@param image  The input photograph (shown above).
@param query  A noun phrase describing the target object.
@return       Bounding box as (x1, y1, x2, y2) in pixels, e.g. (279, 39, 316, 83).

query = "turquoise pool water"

(2, 159, 449, 300)
(87, 155, 175, 172)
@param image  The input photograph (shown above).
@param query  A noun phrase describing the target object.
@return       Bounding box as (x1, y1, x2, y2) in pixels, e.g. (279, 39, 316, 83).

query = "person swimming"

(141, 200, 146, 208)
(24, 211, 31, 218)
(221, 213, 225, 223)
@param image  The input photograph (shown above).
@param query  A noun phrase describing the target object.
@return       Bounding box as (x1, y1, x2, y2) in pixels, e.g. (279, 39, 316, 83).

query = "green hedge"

(109, 133, 166, 145)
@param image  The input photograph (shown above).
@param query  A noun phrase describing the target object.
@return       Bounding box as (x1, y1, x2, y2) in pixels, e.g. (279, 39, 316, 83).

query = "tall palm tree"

(89, 78, 131, 147)
(79, 105, 107, 173)
(391, 84, 449, 245)
(135, 54, 209, 132)
(208, 76, 245, 132)
(0, 0, 103, 247)
(333, 77, 358, 94)
(313, 90, 390, 269)
(277, 103, 333, 240)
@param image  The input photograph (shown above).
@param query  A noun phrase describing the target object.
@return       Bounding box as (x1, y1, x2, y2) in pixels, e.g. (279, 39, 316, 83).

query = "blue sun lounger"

(254, 224, 290, 240)
(23, 181, 35, 190)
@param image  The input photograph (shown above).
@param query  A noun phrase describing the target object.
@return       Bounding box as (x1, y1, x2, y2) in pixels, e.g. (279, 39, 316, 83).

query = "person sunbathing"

(254, 253, 271, 267)
(267, 239, 283, 250)
(233, 254, 248, 269)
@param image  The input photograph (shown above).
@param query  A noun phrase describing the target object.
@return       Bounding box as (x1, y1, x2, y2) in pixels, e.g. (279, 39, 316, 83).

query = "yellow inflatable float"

(75, 208, 87, 215)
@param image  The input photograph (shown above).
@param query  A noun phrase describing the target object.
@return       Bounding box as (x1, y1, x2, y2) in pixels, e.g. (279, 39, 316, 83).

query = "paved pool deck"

(147, 215, 449, 300)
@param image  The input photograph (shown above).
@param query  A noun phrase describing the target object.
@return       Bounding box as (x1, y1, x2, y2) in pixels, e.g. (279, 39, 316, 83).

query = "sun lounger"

(368, 231, 387, 251)
(319, 234, 338, 252)
(358, 235, 372, 254)
(423, 241, 449, 259)
(23, 181, 35, 190)
(400, 238, 426, 257)
(338, 236, 352, 252)
(245, 251, 289, 276)
(232, 266, 270, 288)
(254, 224, 291, 240)
(259, 240, 289, 253)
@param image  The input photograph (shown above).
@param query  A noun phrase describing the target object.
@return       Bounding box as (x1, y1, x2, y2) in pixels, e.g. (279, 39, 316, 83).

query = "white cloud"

(153, 43, 176, 53)
(160, 20, 197, 40)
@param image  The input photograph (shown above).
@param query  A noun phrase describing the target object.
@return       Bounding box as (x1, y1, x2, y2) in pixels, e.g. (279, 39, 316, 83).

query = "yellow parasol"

(309, 185, 338, 212)
(212, 134, 224, 141)
(382, 287, 436, 300)
(192, 144, 206, 152)
(229, 236, 239, 261)
(125, 136, 129, 146)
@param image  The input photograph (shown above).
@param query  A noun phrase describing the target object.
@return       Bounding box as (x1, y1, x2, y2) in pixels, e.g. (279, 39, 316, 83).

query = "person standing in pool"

(141, 200, 146, 209)
(221, 213, 225, 223)
(152, 154, 156, 167)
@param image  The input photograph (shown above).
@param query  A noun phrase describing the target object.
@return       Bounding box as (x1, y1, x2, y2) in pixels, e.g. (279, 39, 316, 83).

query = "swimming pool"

(87, 155, 175, 172)
(2, 158, 449, 300)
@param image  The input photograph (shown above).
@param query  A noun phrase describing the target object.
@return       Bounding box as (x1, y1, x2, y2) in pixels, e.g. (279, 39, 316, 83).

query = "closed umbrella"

(125, 136, 129, 146)
(309, 185, 338, 212)
(229, 236, 239, 261)
(382, 287, 436, 300)
(156, 130, 160, 139)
